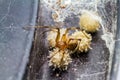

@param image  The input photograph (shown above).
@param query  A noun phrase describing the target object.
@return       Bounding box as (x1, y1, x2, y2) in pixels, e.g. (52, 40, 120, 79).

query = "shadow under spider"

(48, 66, 69, 77)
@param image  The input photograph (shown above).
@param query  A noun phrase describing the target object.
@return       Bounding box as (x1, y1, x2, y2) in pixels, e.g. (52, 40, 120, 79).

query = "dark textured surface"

(25, 1, 117, 80)
(0, 0, 38, 80)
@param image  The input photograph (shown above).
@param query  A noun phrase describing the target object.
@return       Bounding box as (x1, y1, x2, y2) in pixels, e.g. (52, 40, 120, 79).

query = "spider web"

(41, 0, 117, 80)
(41, 0, 114, 22)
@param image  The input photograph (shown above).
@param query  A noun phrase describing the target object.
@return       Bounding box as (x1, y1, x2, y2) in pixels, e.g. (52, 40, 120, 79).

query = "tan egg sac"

(47, 31, 57, 47)
(47, 28, 68, 47)
(49, 48, 72, 70)
(80, 11, 101, 32)
(69, 30, 92, 52)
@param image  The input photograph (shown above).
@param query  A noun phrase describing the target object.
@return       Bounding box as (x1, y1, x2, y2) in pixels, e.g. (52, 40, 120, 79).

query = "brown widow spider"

(24, 26, 92, 70)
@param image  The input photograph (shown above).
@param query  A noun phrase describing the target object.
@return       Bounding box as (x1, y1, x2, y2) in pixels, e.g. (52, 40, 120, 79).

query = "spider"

(24, 26, 92, 70)
(45, 26, 82, 70)
(41, 26, 91, 70)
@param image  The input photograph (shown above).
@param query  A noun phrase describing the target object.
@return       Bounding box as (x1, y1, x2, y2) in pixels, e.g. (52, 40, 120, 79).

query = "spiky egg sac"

(69, 30, 92, 52)
(80, 11, 101, 32)
(47, 28, 68, 47)
(49, 48, 72, 70)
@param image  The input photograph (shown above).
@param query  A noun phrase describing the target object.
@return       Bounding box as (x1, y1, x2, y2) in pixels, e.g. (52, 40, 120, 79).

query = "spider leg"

(40, 29, 57, 35)
(55, 28, 60, 43)
(68, 38, 81, 54)
(67, 27, 80, 31)
(59, 51, 65, 68)
(68, 38, 81, 44)
(61, 27, 80, 42)
(61, 29, 68, 42)
(34, 28, 58, 39)
(23, 25, 59, 31)
(33, 26, 59, 29)
(81, 31, 91, 39)
(72, 41, 80, 54)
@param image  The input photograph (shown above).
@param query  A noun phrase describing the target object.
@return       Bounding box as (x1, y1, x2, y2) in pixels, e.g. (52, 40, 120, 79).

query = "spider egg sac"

(69, 30, 92, 52)
(47, 31, 57, 47)
(48, 48, 72, 70)
(79, 11, 102, 32)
